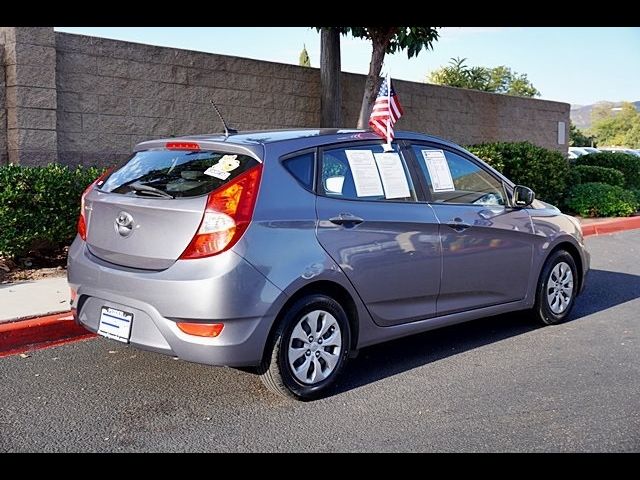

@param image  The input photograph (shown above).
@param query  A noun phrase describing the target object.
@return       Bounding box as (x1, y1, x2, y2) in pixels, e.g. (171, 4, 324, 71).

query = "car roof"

(135, 128, 460, 152)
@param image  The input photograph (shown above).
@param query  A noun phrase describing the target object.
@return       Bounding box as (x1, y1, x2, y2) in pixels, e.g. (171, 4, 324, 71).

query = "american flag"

(369, 76, 404, 142)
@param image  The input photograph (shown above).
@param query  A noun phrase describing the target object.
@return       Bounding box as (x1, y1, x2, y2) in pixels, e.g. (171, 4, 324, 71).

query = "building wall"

(1, 27, 570, 167)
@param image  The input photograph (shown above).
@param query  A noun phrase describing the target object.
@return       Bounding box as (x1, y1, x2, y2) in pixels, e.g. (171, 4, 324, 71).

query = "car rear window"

(99, 149, 260, 198)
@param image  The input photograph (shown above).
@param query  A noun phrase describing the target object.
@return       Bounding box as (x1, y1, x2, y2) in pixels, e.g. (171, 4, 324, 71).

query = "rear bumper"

(67, 237, 285, 366)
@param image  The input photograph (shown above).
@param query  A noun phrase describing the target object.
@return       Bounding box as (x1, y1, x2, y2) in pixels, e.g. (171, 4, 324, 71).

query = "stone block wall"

(0, 27, 570, 167)
(0, 27, 58, 165)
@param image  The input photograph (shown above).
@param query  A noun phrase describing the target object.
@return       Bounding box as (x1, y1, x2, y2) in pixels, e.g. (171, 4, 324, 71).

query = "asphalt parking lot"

(1, 230, 638, 452)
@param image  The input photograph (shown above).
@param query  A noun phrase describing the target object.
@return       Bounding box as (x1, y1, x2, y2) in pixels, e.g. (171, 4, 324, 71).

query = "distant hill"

(571, 101, 640, 130)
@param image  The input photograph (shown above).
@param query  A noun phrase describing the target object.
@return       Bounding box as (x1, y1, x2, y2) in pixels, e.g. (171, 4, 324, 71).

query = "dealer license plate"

(97, 306, 133, 343)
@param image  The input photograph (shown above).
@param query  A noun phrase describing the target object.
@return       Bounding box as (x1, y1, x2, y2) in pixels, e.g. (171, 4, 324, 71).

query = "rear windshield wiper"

(127, 182, 174, 199)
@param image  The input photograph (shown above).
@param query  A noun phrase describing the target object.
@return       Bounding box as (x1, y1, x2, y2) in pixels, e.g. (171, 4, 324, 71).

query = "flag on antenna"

(368, 75, 404, 146)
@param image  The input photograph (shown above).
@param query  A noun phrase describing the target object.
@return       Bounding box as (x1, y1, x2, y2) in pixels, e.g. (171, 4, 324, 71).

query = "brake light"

(77, 169, 111, 241)
(180, 165, 262, 259)
(166, 142, 200, 151)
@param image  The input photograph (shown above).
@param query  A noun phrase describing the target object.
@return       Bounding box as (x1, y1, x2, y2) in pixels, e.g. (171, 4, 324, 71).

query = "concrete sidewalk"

(0, 276, 69, 323)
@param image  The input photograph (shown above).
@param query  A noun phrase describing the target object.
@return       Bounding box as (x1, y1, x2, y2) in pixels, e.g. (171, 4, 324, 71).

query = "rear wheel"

(259, 294, 351, 400)
(532, 250, 578, 325)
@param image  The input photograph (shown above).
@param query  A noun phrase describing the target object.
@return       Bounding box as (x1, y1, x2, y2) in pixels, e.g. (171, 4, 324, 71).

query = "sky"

(54, 27, 640, 107)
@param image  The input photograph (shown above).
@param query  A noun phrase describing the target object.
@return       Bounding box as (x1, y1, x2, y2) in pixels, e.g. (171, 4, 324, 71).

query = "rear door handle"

(329, 213, 364, 227)
(446, 218, 471, 232)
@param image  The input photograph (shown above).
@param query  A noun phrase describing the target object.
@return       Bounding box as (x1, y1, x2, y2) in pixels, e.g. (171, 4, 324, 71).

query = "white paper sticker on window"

(374, 152, 410, 199)
(421, 150, 455, 192)
(345, 150, 384, 197)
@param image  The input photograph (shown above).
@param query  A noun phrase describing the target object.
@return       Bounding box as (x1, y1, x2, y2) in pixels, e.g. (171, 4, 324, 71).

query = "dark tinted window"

(319, 143, 417, 202)
(283, 152, 314, 189)
(100, 150, 259, 198)
(412, 146, 505, 206)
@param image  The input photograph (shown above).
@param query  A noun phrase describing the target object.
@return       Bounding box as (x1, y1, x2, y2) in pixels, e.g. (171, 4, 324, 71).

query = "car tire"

(259, 294, 351, 400)
(532, 249, 578, 325)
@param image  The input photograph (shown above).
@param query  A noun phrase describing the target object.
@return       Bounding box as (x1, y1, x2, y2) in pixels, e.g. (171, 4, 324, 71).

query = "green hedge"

(0, 164, 104, 258)
(575, 152, 640, 189)
(568, 165, 625, 188)
(467, 141, 569, 206)
(566, 182, 638, 218)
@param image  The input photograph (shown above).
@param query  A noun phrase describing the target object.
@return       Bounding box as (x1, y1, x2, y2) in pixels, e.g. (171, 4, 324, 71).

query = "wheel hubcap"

(547, 261, 574, 314)
(287, 310, 342, 385)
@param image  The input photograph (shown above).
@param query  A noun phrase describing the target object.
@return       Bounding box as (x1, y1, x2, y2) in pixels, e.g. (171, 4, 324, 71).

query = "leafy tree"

(428, 57, 540, 97)
(428, 57, 471, 88)
(315, 27, 440, 128)
(299, 44, 311, 67)
(346, 27, 440, 128)
(569, 122, 596, 147)
(591, 102, 640, 148)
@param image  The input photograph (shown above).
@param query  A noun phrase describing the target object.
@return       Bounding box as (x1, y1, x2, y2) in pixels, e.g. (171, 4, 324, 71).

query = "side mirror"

(513, 185, 535, 207)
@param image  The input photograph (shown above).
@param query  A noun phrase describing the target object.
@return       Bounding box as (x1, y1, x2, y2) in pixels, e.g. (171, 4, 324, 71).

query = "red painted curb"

(0, 311, 96, 358)
(581, 216, 640, 237)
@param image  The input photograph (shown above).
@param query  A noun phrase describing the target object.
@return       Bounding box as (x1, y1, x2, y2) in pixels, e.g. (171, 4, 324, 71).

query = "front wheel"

(532, 250, 578, 325)
(259, 294, 351, 400)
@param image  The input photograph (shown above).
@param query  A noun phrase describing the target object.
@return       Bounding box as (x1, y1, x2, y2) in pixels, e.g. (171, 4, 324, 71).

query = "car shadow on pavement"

(570, 269, 640, 318)
(332, 268, 640, 396)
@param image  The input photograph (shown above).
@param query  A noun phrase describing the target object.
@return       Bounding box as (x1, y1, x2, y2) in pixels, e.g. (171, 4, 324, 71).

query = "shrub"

(0, 164, 104, 259)
(575, 152, 640, 189)
(565, 182, 638, 218)
(632, 189, 640, 209)
(568, 165, 625, 188)
(467, 141, 569, 206)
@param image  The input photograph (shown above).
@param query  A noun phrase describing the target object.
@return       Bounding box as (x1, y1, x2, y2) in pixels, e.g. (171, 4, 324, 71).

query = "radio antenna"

(209, 100, 237, 138)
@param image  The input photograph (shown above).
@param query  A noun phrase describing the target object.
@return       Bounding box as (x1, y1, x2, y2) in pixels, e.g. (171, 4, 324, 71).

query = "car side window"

(319, 144, 417, 202)
(412, 145, 506, 206)
(282, 152, 314, 190)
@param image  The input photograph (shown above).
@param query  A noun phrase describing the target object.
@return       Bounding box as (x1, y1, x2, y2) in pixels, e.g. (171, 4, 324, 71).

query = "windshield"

(100, 149, 259, 198)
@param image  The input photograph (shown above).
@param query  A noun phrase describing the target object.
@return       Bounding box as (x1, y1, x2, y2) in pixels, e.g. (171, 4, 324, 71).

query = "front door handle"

(447, 218, 471, 232)
(329, 213, 364, 227)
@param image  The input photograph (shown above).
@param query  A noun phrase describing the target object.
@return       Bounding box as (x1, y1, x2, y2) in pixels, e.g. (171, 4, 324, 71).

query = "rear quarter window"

(100, 150, 259, 198)
(282, 152, 314, 190)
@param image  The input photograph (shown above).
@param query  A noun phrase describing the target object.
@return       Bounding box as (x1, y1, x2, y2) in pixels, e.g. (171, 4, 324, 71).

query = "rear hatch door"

(85, 145, 260, 270)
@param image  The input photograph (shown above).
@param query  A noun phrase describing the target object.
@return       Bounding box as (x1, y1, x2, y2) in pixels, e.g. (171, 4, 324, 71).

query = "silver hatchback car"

(68, 129, 589, 400)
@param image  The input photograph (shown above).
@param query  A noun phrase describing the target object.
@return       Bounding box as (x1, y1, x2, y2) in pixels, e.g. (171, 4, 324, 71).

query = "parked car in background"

(569, 147, 600, 158)
(68, 129, 590, 400)
(598, 147, 640, 157)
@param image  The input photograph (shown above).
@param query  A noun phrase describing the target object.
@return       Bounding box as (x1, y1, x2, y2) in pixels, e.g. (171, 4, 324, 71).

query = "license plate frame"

(97, 306, 133, 343)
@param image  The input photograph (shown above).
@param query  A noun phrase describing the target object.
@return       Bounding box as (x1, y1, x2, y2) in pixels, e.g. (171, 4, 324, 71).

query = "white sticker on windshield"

(204, 166, 231, 180)
(345, 150, 384, 197)
(421, 150, 455, 192)
(218, 155, 240, 172)
(203, 154, 240, 180)
(374, 152, 410, 199)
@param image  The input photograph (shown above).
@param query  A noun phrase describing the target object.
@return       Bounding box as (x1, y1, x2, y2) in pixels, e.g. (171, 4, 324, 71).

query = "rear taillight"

(77, 170, 111, 241)
(180, 165, 262, 259)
